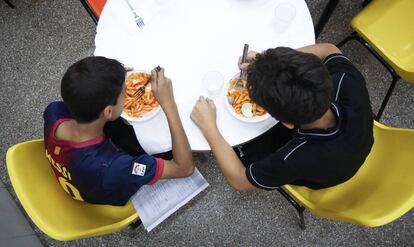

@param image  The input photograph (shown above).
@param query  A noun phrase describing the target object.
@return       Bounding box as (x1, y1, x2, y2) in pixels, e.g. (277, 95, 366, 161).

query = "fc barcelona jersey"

(43, 102, 164, 206)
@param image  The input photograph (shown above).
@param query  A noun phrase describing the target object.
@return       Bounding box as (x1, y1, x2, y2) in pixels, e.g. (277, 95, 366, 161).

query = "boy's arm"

(150, 68, 195, 179)
(162, 102, 195, 178)
(191, 97, 255, 191)
(296, 43, 342, 61)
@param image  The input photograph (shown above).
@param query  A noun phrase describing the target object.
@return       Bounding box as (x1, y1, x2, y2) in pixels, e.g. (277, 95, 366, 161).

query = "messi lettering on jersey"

(45, 148, 84, 201)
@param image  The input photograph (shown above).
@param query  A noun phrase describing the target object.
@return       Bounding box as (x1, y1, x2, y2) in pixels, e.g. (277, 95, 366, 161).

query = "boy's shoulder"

(44, 101, 71, 122)
(323, 54, 362, 78)
(45, 101, 68, 113)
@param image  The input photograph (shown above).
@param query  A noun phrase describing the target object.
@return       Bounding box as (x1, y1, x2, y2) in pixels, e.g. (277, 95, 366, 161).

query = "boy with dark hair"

(191, 43, 373, 191)
(44, 56, 194, 206)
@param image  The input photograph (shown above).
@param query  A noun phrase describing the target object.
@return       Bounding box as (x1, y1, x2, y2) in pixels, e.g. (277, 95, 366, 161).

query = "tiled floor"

(1, 0, 413, 246)
(0, 180, 42, 247)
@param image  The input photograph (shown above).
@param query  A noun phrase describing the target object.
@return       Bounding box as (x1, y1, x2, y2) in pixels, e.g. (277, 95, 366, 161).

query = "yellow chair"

(6, 139, 140, 241)
(279, 121, 414, 229)
(337, 0, 414, 120)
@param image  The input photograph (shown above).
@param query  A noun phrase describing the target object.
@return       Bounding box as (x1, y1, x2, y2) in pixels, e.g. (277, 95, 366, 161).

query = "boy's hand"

(238, 50, 258, 71)
(150, 67, 175, 109)
(191, 96, 217, 134)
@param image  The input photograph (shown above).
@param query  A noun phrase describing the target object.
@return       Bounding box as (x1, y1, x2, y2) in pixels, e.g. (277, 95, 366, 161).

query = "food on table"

(241, 103, 254, 118)
(227, 78, 266, 118)
(123, 72, 159, 118)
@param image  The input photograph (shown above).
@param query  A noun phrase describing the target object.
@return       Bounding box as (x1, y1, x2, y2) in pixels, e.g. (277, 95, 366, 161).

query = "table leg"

(314, 0, 340, 39)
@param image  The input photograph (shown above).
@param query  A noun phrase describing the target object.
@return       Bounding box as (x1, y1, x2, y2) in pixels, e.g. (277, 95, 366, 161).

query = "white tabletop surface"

(95, 0, 315, 153)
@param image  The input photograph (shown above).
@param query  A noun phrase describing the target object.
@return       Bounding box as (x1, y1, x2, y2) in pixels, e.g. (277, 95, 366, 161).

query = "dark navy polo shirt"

(246, 54, 374, 190)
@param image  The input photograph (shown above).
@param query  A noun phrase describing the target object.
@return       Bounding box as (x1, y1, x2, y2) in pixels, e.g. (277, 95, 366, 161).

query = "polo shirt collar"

(295, 103, 343, 139)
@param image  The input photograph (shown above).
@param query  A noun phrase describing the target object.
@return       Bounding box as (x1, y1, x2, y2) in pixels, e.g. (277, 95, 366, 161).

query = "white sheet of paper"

(131, 168, 209, 231)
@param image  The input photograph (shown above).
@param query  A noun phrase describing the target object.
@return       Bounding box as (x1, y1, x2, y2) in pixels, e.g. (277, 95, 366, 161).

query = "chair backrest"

(351, 0, 414, 82)
(6, 139, 138, 241)
(79, 0, 107, 24)
(87, 0, 106, 17)
(284, 121, 414, 227)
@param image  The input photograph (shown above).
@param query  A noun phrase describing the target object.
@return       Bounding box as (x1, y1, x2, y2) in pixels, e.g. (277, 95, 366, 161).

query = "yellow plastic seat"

(338, 0, 414, 120)
(6, 139, 139, 241)
(351, 0, 414, 83)
(282, 121, 414, 227)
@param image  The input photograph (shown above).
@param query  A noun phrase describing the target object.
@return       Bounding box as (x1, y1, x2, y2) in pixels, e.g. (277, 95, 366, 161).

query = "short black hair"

(61, 56, 126, 123)
(247, 47, 333, 125)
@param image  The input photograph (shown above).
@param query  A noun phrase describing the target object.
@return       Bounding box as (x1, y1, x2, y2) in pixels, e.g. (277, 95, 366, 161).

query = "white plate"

(223, 73, 270, 123)
(121, 70, 161, 122)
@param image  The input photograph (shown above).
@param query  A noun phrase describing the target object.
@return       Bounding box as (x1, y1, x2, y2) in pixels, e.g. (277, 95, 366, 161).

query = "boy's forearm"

(163, 103, 194, 171)
(203, 127, 252, 191)
(296, 43, 342, 61)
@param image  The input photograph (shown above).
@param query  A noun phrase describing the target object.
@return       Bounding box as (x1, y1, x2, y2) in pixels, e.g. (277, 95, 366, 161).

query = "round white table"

(95, 0, 315, 154)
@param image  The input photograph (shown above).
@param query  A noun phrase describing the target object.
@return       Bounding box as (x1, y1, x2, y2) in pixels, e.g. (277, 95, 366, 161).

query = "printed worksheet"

(131, 168, 209, 231)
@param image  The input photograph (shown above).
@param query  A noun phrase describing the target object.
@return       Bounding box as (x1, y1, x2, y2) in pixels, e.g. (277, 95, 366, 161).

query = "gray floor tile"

(0, 188, 35, 240)
(0, 235, 43, 247)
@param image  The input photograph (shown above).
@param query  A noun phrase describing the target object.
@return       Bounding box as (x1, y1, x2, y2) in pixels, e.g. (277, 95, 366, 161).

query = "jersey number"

(58, 177, 84, 201)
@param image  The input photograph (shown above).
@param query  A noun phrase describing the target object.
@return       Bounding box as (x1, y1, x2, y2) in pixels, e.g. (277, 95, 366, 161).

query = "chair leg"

(337, 32, 400, 121)
(375, 77, 399, 121)
(298, 209, 306, 230)
(3, 0, 15, 8)
(128, 219, 142, 237)
(315, 0, 371, 39)
(337, 31, 358, 48)
(277, 187, 306, 230)
(129, 219, 142, 229)
(315, 0, 340, 39)
(362, 0, 372, 7)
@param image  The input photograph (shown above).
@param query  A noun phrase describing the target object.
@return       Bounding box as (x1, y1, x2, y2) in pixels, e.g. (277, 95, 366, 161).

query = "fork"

(124, 0, 145, 28)
(133, 81, 149, 99)
(133, 66, 161, 99)
(236, 44, 249, 88)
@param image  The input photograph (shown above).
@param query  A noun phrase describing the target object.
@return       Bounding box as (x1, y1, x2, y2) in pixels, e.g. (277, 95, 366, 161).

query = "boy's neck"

(56, 118, 106, 143)
(300, 108, 336, 130)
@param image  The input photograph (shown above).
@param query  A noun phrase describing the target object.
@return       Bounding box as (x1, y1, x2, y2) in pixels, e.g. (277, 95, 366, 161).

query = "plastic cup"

(202, 71, 224, 96)
(274, 2, 296, 33)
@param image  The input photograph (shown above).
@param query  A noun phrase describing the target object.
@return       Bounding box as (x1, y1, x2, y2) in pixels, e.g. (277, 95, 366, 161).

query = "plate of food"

(121, 70, 161, 122)
(224, 74, 270, 123)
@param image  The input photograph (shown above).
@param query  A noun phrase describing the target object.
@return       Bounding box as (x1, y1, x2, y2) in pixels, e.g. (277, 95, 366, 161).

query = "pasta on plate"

(227, 77, 266, 118)
(123, 72, 160, 118)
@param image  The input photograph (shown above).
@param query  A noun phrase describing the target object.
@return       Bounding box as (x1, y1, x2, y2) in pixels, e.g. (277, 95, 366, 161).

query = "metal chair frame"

(3, 0, 15, 8)
(337, 32, 400, 121)
(277, 188, 306, 230)
(315, 0, 372, 39)
(79, 0, 99, 24)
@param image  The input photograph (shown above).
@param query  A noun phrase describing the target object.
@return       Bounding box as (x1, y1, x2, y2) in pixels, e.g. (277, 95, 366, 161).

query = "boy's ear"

(281, 122, 295, 129)
(102, 106, 113, 120)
